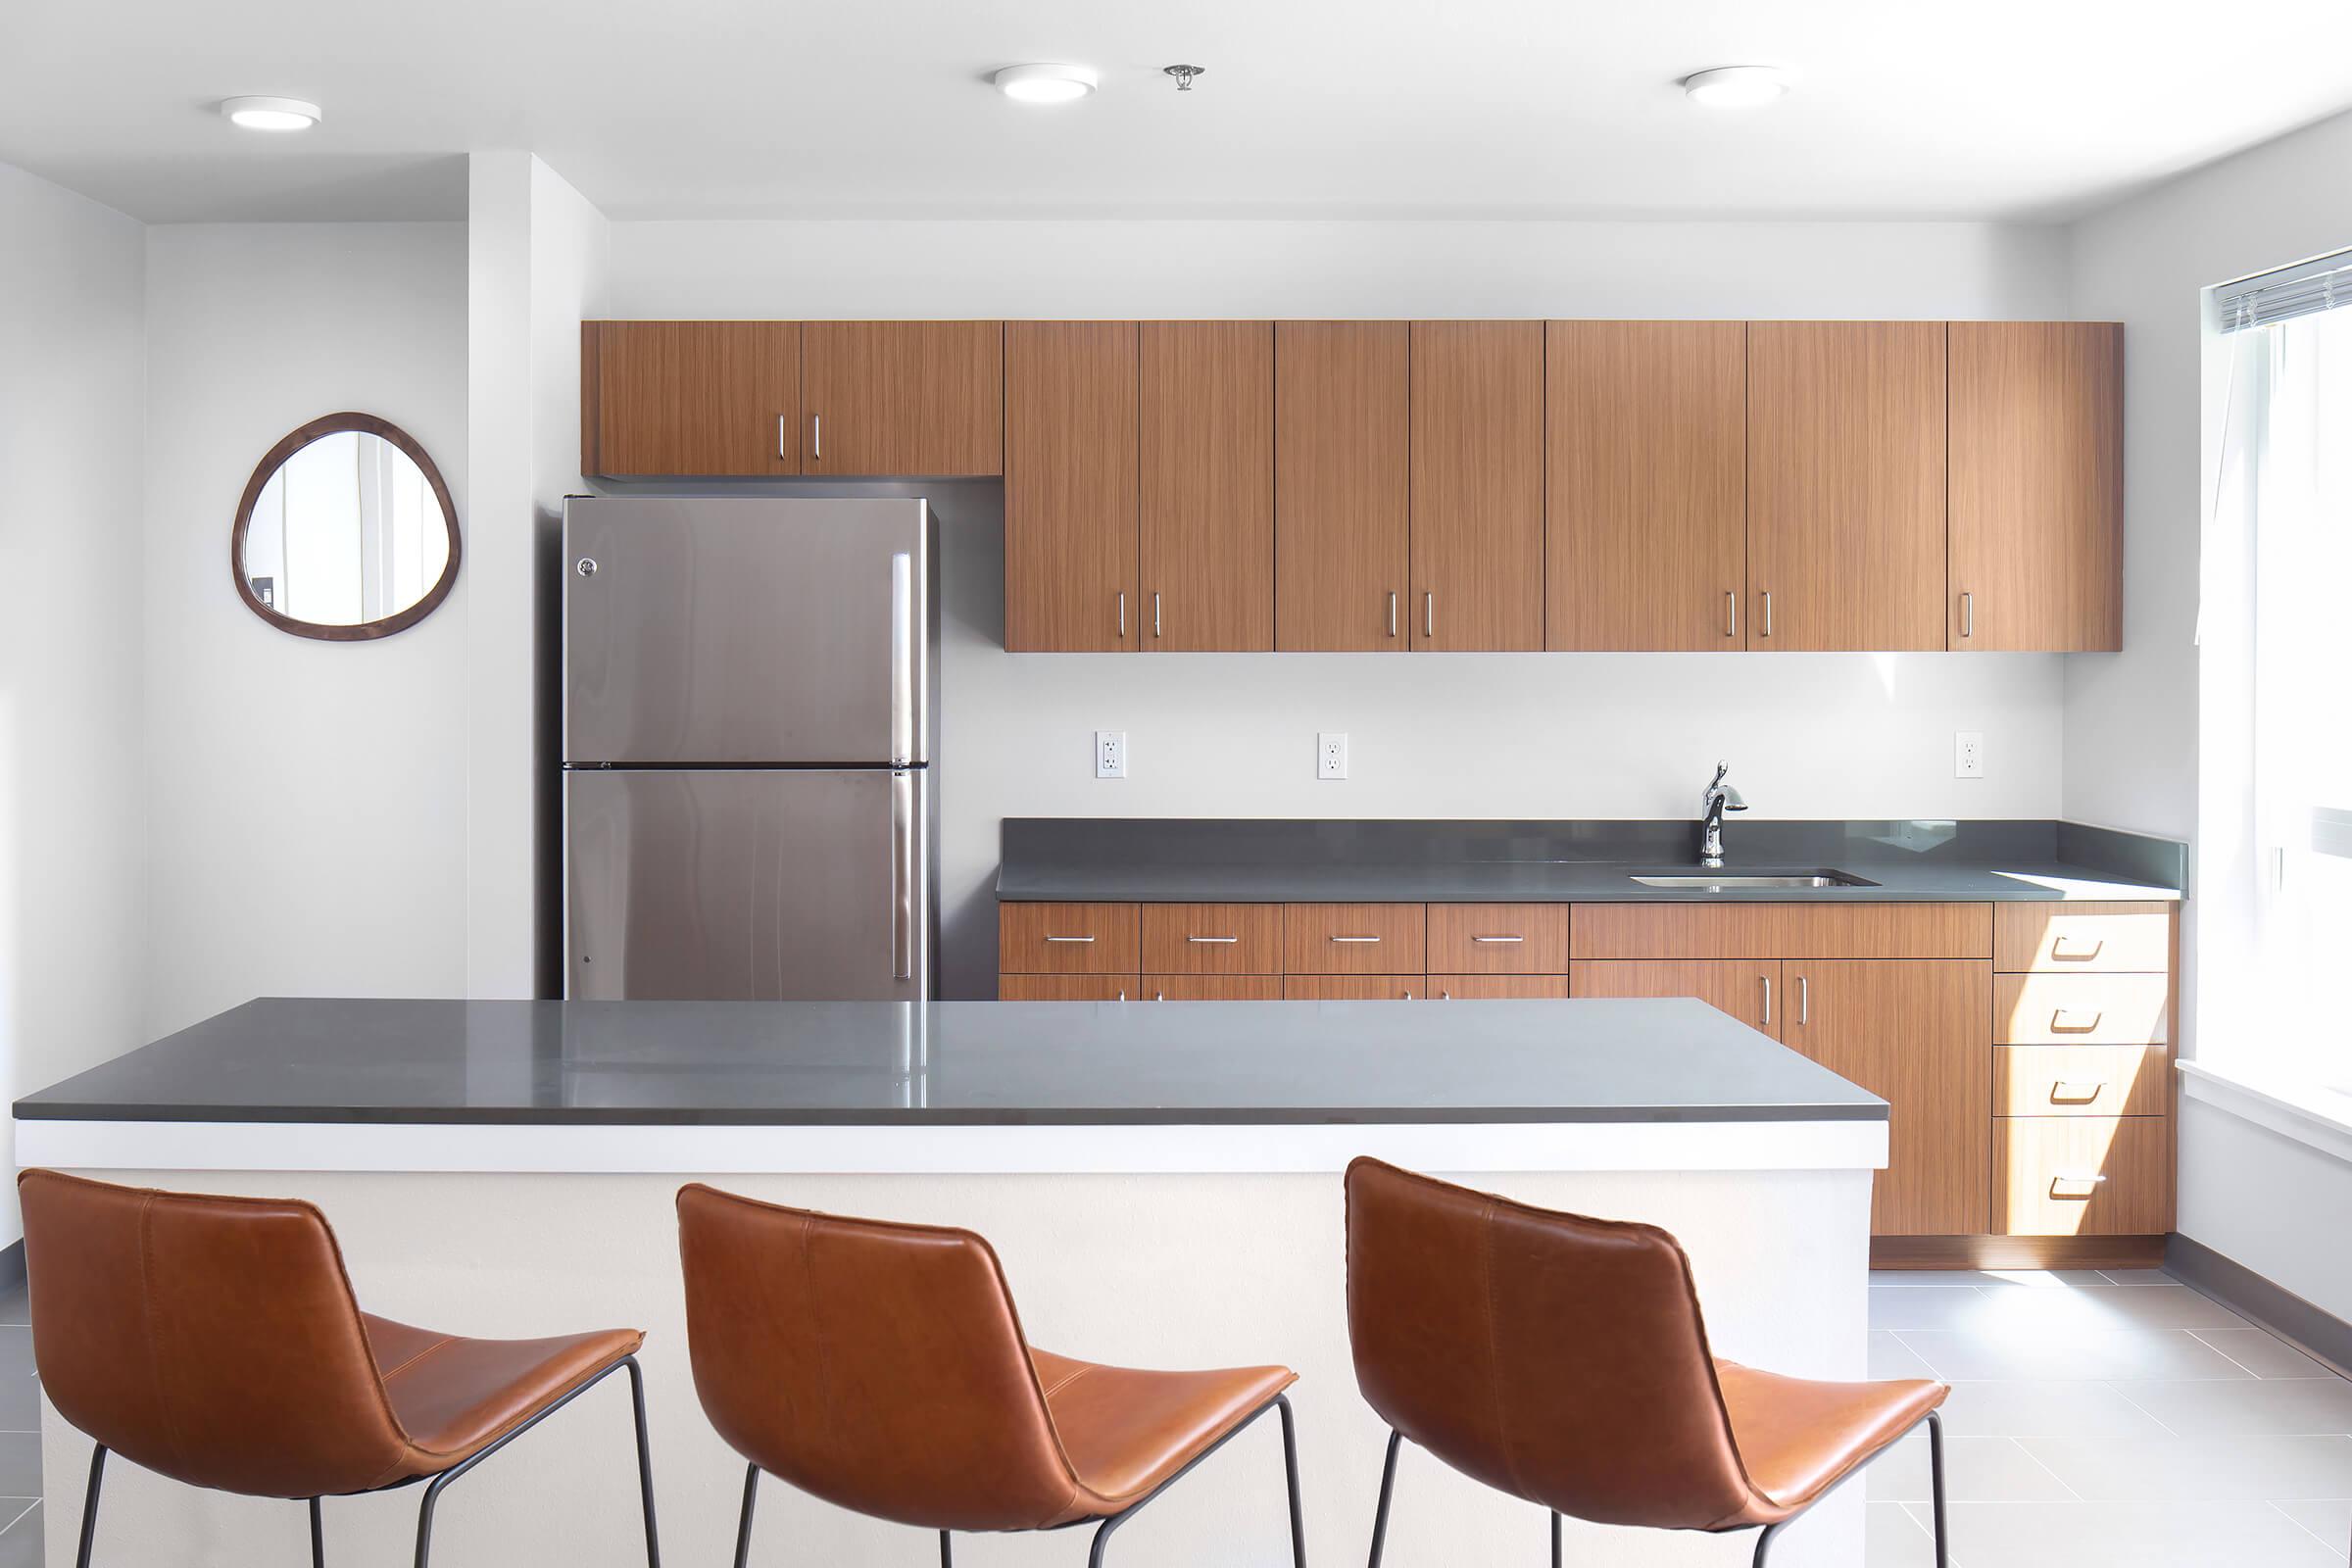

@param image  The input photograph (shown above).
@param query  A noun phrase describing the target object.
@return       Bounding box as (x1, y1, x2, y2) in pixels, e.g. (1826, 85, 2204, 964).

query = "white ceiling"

(7, 0, 2352, 224)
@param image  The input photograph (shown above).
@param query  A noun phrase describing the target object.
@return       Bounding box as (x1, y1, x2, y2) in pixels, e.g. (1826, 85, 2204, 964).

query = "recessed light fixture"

(993, 63, 1099, 105)
(220, 95, 323, 131)
(1682, 67, 1789, 109)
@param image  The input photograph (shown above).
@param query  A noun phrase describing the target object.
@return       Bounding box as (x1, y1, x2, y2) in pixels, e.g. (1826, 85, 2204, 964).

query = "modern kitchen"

(4, 9, 2352, 1568)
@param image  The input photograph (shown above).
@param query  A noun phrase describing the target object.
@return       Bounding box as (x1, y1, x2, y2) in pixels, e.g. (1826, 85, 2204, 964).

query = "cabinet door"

(802, 321, 1004, 476)
(1410, 321, 1544, 650)
(1567, 959, 1780, 1038)
(582, 321, 801, 477)
(1142, 322, 1274, 651)
(1275, 322, 1411, 651)
(1782, 959, 1989, 1235)
(1546, 321, 1747, 650)
(1748, 322, 1947, 651)
(1430, 975, 1571, 1000)
(1285, 976, 1426, 1001)
(999, 975, 1133, 1002)
(1145, 975, 1285, 1002)
(1948, 322, 2123, 652)
(1004, 322, 1139, 651)
(997, 903, 1140, 974)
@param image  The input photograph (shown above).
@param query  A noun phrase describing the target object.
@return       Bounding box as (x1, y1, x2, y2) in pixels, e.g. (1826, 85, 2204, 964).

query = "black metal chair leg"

(310, 1496, 325, 1568)
(75, 1446, 107, 1568)
(940, 1529, 953, 1565)
(732, 1464, 760, 1568)
(1275, 1393, 1306, 1568)
(1927, 1408, 1949, 1568)
(1086, 1507, 1132, 1568)
(1750, 1521, 1782, 1566)
(1366, 1429, 1402, 1568)
(1550, 1508, 1562, 1567)
(623, 1356, 662, 1567)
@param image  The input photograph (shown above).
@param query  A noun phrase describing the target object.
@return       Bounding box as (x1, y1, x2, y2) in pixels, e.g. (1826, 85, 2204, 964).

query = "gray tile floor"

(0, 1282, 33, 1568)
(1866, 1268, 2352, 1566)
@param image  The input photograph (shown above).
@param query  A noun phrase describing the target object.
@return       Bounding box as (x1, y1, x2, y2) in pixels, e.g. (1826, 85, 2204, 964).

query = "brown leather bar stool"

(674, 1183, 1306, 1567)
(1344, 1158, 1948, 1567)
(18, 1170, 662, 1568)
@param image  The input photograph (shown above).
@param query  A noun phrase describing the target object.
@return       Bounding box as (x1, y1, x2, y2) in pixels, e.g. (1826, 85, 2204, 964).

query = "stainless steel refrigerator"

(562, 497, 938, 1000)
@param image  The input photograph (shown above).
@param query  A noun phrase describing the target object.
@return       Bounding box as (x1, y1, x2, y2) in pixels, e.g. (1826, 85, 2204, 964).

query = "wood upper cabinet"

(1410, 321, 1544, 650)
(1948, 322, 2124, 652)
(1781, 958, 1990, 1235)
(802, 321, 1004, 476)
(1275, 322, 1411, 651)
(1004, 322, 1140, 652)
(581, 322, 801, 476)
(1141, 322, 1275, 651)
(1546, 321, 1748, 650)
(1747, 322, 1948, 651)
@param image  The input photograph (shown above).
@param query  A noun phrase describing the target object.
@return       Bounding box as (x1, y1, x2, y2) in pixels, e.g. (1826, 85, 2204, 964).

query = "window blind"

(2216, 250, 2352, 332)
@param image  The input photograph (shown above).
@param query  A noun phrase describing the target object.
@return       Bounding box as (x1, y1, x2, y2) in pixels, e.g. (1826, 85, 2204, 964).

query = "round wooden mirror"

(231, 413, 462, 641)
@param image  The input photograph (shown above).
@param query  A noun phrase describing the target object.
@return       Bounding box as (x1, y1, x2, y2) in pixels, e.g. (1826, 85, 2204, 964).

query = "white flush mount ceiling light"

(220, 95, 322, 131)
(1682, 67, 1789, 109)
(994, 63, 1099, 105)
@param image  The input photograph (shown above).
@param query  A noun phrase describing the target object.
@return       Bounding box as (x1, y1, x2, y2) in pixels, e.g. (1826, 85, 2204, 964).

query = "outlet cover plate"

(1954, 731, 1984, 779)
(1096, 731, 1127, 780)
(1318, 732, 1348, 780)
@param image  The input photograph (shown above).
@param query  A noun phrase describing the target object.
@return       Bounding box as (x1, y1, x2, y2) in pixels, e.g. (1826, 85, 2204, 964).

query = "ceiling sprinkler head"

(1162, 64, 1206, 92)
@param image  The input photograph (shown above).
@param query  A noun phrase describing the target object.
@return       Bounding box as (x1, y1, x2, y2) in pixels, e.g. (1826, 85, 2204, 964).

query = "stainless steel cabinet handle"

(1439, 989, 1451, 1001)
(2049, 1172, 2108, 1200)
(889, 553, 914, 766)
(1153, 991, 1165, 1002)
(1762, 591, 1774, 639)
(1471, 935, 1525, 944)
(1331, 935, 1382, 944)
(1761, 975, 1772, 1026)
(1388, 592, 1398, 639)
(2050, 937, 2104, 961)
(1401, 989, 1414, 1001)
(1117, 591, 1127, 638)
(1043, 935, 1097, 944)
(1116, 989, 1127, 1002)
(2049, 1081, 2106, 1104)
(2049, 1008, 2105, 1034)
(778, 415, 791, 462)
(1727, 590, 1738, 639)
(1796, 973, 1808, 1024)
(811, 413, 822, 462)
(1152, 592, 1162, 638)
(889, 771, 914, 982)
(1960, 590, 1974, 639)
(1424, 592, 1435, 638)
(1187, 935, 1239, 945)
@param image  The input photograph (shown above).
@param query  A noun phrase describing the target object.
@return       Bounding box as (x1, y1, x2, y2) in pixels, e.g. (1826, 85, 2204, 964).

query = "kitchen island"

(17, 998, 1886, 1568)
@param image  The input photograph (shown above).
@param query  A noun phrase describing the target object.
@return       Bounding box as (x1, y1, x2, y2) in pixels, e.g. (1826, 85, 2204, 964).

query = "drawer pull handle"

(1043, 935, 1097, 944)
(1331, 935, 1382, 944)
(1470, 935, 1525, 944)
(2049, 1081, 2106, 1104)
(1187, 935, 1239, 944)
(1439, 990, 1452, 1000)
(2048, 1172, 2108, 1200)
(1153, 991, 1164, 1002)
(2049, 1008, 2104, 1033)
(1400, 989, 1414, 1001)
(2050, 937, 2105, 961)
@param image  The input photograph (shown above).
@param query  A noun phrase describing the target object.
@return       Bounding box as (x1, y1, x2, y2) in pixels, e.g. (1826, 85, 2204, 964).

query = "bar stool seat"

(1713, 1360, 1946, 1523)
(360, 1313, 646, 1482)
(1026, 1347, 1296, 1516)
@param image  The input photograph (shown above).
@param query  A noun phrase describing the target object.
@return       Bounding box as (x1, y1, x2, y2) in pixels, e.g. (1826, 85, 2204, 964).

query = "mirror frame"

(230, 411, 463, 642)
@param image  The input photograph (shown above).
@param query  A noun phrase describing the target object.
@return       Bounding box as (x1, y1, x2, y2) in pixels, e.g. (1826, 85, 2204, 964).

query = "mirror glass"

(234, 417, 459, 639)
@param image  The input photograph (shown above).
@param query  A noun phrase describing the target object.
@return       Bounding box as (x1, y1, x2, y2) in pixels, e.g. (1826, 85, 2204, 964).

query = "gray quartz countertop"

(997, 818, 2185, 905)
(12, 996, 1885, 1128)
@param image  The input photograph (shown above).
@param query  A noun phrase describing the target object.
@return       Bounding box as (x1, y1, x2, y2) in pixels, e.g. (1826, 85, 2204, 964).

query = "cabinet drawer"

(1430, 974, 1569, 1000)
(1285, 975, 1426, 1001)
(1140, 904, 1284, 974)
(1571, 903, 1989, 960)
(1995, 1045, 2169, 1117)
(1994, 973, 2170, 1046)
(1284, 905, 1426, 974)
(1426, 904, 1568, 974)
(998, 903, 1140, 974)
(1994, 1116, 2173, 1236)
(1994, 902, 2174, 973)
(1567, 959, 1779, 1037)
(1144, 974, 1285, 1002)
(998, 974, 1134, 1002)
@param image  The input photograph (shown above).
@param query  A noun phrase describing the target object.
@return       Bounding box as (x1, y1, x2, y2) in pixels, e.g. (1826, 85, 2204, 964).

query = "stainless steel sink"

(1628, 870, 1879, 890)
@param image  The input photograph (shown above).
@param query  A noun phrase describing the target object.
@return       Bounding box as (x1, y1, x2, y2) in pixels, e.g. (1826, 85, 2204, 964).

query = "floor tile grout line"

(2190, 1326, 2274, 1380)
(0, 1500, 33, 1536)
(2265, 1496, 2348, 1557)
(2008, 1435, 2086, 1502)
(1886, 1329, 1947, 1381)
(2103, 1379, 2180, 1437)
(1896, 1498, 1962, 1568)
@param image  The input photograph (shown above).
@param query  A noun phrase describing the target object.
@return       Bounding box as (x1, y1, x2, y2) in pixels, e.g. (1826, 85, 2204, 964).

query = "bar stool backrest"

(675, 1183, 1084, 1533)
(17, 1169, 416, 1498)
(1344, 1157, 1759, 1530)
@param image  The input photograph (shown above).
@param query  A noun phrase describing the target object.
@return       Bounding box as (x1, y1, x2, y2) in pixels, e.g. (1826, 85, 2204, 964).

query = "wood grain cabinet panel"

(1567, 959, 1781, 1038)
(1949, 322, 2124, 652)
(998, 974, 1134, 1002)
(581, 321, 801, 476)
(1145, 975, 1285, 1001)
(997, 903, 1140, 975)
(1995, 1045, 2169, 1118)
(1283, 904, 1427, 974)
(1994, 1116, 2173, 1237)
(1274, 322, 1411, 651)
(1570, 903, 1990, 961)
(1426, 903, 1569, 974)
(1993, 903, 2175, 974)
(1410, 321, 1544, 651)
(1141, 322, 1275, 651)
(1546, 321, 1748, 650)
(1285, 976, 1426, 1001)
(1005, 322, 1139, 651)
(1139, 903, 1285, 975)
(1994, 973, 2171, 1047)
(1747, 321, 1948, 652)
(802, 321, 1004, 477)
(1429, 975, 1571, 1000)
(1782, 959, 1990, 1236)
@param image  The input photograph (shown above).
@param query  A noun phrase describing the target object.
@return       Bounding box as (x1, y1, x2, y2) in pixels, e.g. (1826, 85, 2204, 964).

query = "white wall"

(608, 217, 2075, 996)
(141, 223, 469, 1036)
(2066, 108, 2352, 1319)
(0, 163, 146, 1245)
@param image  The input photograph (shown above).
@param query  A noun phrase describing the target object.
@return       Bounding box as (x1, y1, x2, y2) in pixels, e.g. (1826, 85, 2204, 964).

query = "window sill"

(2178, 1059, 2352, 1166)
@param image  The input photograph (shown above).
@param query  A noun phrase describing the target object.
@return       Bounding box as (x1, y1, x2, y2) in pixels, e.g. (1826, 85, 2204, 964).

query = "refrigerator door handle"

(891, 770, 915, 982)
(889, 552, 914, 767)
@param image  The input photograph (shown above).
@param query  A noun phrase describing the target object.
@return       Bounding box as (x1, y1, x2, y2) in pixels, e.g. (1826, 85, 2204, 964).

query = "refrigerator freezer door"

(565, 768, 933, 1001)
(564, 497, 934, 765)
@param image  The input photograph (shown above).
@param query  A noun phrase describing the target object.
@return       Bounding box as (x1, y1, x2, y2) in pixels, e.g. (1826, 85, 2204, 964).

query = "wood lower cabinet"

(1994, 902, 2174, 973)
(1995, 1045, 2168, 1118)
(1429, 975, 1569, 1000)
(997, 902, 1139, 974)
(1140, 903, 1284, 975)
(802, 320, 1003, 476)
(1570, 902, 1990, 961)
(581, 321, 801, 476)
(1146, 975, 1285, 1001)
(1993, 1116, 2172, 1237)
(1141, 321, 1275, 651)
(1284, 904, 1426, 974)
(1275, 322, 1411, 651)
(1782, 958, 1990, 1236)
(1410, 321, 1544, 651)
(1286, 976, 1426, 1001)
(1567, 959, 1780, 1038)
(1005, 322, 1139, 651)
(1426, 903, 1569, 974)
(1547, 320, 1748, 650)
(999, 974, 1133, 1002)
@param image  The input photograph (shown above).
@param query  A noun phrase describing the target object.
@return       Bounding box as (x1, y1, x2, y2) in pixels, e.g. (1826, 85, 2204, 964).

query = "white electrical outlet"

(1317, 732, 1348, 780)
(1095, 731, 1127, 780)
(1954, 731, 1984, 779)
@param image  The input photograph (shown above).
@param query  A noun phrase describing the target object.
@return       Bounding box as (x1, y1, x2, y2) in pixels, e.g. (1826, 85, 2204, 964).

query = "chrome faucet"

(1699, 761, 1746, 869)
